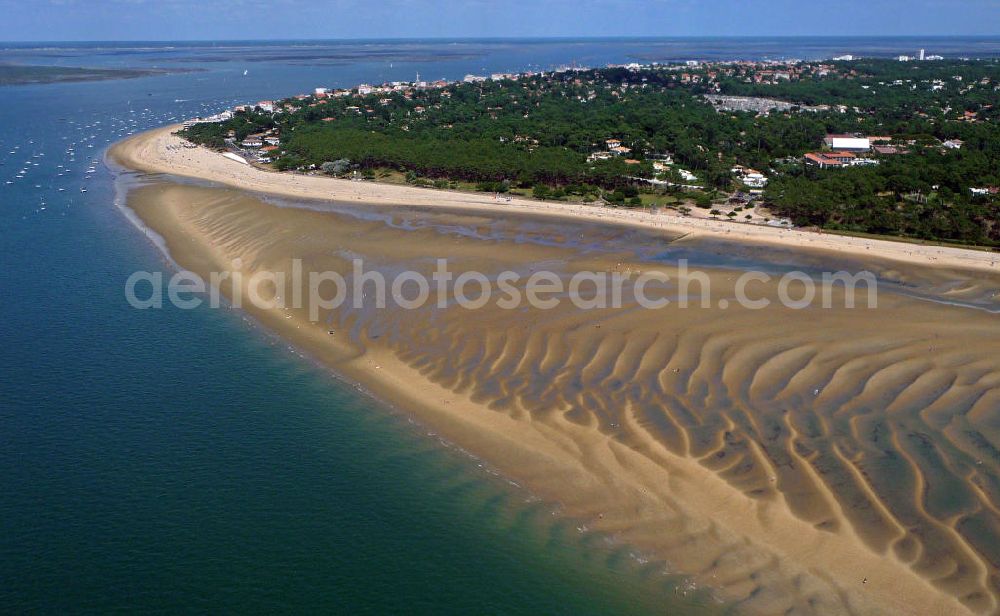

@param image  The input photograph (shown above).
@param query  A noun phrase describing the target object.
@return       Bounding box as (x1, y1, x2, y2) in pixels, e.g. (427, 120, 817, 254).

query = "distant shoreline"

(0, 65, 199, 86)
(111, 125, 1000, 274)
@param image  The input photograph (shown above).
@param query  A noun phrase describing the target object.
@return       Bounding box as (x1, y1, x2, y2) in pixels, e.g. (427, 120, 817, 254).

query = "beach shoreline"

(109, 128, 999, 615)
(111, 124, 1000, 275)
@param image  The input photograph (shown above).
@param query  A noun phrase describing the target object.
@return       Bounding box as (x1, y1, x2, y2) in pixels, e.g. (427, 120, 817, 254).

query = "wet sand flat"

(117, 178, 1000, 615)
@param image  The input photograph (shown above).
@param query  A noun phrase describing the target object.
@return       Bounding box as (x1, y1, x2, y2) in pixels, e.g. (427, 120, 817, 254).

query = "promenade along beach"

(113, 126, 1000, 615)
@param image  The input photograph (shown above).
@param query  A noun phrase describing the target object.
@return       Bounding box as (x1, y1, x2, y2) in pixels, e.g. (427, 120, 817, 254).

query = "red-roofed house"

(825, 151, 856, 164)
(804, 153, 845, 169)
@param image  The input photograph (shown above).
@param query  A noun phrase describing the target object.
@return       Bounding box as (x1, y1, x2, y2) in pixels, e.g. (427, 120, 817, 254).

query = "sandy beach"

(114, 125, 1000, 274)
(109, 128, 1000, 615)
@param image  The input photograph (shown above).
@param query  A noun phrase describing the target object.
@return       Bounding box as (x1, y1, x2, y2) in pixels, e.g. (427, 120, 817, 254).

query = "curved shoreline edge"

(112, 124, 1000, 275)
(109, 127, 991, 615)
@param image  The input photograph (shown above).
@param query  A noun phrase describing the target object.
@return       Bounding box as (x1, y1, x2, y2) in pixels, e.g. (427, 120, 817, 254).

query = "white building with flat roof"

(824, 135, 871, 151)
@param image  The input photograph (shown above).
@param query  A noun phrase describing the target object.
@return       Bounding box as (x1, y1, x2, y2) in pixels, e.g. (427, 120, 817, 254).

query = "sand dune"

(117, 179, 1000, 615)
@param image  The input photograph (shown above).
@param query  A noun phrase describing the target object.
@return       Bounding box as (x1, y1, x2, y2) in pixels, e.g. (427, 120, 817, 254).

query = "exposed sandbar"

(114, 177, 1000, 615)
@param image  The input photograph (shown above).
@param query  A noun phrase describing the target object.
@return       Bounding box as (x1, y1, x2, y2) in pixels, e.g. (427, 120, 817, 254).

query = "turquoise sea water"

(2, 38, 999, 613)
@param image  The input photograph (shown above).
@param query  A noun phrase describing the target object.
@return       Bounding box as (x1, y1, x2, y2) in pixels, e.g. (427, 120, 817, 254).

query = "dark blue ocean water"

(1, 38, 997, 614)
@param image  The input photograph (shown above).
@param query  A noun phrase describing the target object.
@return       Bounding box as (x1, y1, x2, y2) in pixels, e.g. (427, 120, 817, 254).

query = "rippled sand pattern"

(127, 182, 1000, 615)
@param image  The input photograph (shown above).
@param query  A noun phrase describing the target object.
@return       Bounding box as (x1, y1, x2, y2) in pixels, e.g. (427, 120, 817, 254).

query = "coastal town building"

(742, 171, 768, 189)
(873, 145, 902, 155)
(676, 168, 698, 182)
(805, 151, 879, 168)
(805, 153, 843, 168)
(730, 165, 768, 188)
(824, 134, 871, 151)
(240, 136, 263, 148)
(181, 110, 233, 128)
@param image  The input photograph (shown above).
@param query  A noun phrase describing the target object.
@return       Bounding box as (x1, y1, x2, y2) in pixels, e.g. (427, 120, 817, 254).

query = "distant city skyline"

(0, 0, 998, 42)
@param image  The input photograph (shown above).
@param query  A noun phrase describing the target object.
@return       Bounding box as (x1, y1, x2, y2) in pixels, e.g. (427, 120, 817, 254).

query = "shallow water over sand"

(124, 178, 1000, 615)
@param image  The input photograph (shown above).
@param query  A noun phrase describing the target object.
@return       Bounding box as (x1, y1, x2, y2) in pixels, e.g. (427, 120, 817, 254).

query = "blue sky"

(1, 0, 998, 41)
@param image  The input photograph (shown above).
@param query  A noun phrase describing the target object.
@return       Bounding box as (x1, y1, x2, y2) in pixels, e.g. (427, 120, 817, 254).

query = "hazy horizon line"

(2, 34, 999, 45)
